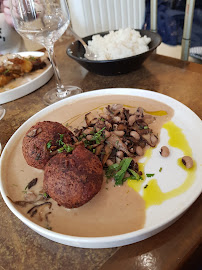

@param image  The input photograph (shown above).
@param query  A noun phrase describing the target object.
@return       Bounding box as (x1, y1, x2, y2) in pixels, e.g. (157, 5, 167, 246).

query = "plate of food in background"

(0, 51, 53, 104)
(0, 88, 202, 248)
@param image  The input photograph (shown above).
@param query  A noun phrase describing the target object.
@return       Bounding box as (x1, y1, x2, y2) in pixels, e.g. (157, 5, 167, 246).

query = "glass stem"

(46, 45, 68, 98)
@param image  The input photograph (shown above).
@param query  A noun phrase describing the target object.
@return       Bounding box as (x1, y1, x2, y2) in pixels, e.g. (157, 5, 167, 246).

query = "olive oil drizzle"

(128, 121, 196, 208)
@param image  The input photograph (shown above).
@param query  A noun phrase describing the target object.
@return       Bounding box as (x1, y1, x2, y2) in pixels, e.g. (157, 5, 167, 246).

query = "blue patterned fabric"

(144, 0, 202, 47)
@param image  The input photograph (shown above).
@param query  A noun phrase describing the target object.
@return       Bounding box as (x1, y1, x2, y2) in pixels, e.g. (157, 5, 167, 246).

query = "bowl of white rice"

(67, 29, 161, 76)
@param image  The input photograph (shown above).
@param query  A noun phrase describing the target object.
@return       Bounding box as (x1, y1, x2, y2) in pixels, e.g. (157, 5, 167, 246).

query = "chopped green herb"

(43, 192, 51, 199)
(57, 133, 64, 146)
(57, 144, 74, 153)
(127, 169, 143, 180)
(159, 167, 163, 172)
(113, 158, 133, 186)
(78, 134, 86, 141)
(144, 126, 149, 129)
(57, 147, 64, 153)
(144, 184, 148, 189)
(92, 148, 96, 154)
(3, 69, 10, 75)
(63, 144, 74, 153)
(146, 173, 155, 178)
(46, 140, 52, 149)
(91, 127, 106, 144)
(105, 163, 120, 179)
(100, 118, 105, 122)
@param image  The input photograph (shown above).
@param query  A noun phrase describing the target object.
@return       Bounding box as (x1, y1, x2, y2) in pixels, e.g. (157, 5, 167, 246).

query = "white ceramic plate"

(0, 51, 53, 104)
(0, 88, 202, 248)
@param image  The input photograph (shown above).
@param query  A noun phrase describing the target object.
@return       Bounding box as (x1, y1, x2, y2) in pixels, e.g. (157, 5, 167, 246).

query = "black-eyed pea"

(83, 127, 94, 135)
(116, 151, 124, 159)
(104, 130, 111, 138)
(160, 146, 170, 157)
(114, 130, 125, 137)
(116, 157, 121, 164)
(86, 135, 93, 140)
(106, 159, 114, 166)
(113, 116, 121, 123)
(136, 146, 144, 156)
(128, 115, 136, 126)
(130, 131, 140, 140)
(182, 156, 193, 169)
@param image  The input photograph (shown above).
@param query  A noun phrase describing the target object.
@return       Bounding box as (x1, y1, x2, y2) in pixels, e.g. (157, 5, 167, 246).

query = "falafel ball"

(22, 121, 73, 169)
(43, 144, 103, 208)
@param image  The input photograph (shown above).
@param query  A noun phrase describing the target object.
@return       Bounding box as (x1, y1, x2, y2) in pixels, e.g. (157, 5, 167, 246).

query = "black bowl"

(66, 29, 162, 76)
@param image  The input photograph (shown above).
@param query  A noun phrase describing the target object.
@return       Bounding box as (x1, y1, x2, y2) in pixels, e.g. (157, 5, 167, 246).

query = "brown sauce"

(4, 96, 173, 237)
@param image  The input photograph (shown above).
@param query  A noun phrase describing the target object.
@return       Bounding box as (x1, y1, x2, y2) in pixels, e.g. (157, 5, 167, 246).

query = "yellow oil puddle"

(144, 110, 168, 116)
(128, 121, 196, 208)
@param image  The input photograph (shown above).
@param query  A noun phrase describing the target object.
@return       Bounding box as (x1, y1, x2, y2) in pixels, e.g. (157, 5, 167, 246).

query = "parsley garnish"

(46, 140, 52, 149)
(146, 173, 155, 177)
(106, 158, 133, 186)
(105, 158, 144, 185)
(144, 126, 149, 129)
(128, 169, 143, 180)
(43, 192, 51, 199)
(57, 134, 64, 146)
(91, 127, 106, 144)
(55, 134, 74, 153)
(159, 167, 162, 172)
(57, 144, 74, 153)
(3, 69, 10, 75)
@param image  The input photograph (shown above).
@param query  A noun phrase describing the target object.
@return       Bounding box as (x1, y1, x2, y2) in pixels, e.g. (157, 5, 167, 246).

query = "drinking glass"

(10, 0, 82, 105)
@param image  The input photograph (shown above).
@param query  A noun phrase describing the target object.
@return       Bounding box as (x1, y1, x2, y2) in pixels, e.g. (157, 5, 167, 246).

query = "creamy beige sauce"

(5, 96, 174, 237)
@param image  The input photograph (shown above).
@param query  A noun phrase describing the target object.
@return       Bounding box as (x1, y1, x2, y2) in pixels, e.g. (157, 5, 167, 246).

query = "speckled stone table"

(0, 37, 202, 270)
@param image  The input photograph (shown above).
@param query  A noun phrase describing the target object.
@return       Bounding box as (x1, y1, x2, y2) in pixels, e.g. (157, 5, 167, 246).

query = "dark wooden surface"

(0, 36, 202, 270)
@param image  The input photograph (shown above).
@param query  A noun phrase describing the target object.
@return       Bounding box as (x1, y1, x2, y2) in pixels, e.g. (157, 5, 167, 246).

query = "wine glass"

(0, 105, 6, 154)
(10, 0, 82, 105)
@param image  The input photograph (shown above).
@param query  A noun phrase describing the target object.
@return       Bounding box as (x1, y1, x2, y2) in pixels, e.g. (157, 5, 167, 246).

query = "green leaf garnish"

(46, 140, 52, 149)
(105, 163, 120, 179)
(91, 127, 106, 144)
(63, 144, 74, 153)
(159, 167, 162, 172)
(146, 173, 155, 177)
(57, 147, 64, 153)
(3, 69, 10, 75)
(128, 169, 143, 180)
(57, 134, 64, 146)
(114, 158, 133, 185)
(43, 192, 50, 199)
(57, 144, 74, 153)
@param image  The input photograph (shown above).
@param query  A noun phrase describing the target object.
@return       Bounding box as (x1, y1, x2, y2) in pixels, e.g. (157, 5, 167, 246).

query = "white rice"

(86, 28, 151, 61)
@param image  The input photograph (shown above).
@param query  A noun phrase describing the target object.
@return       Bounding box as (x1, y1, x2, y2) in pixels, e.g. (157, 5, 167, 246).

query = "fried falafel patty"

(22, 121, 73, 169)
(43, 144, 103, 208)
